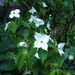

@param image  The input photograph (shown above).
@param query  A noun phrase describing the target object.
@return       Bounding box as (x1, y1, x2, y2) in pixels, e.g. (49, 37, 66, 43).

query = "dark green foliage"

(0, 0, 75, 75)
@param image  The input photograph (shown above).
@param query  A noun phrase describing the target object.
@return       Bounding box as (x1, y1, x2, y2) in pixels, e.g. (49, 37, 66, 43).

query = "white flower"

(34, 17, 44, 27)
(5, 22, 10, 31)
(47, 22, 51, 30)
(28, 15, 44, 27)
(28, 15, 36, 23)
(34, 32, 50, 51)
(34, 53, 40, 59)
(9, 9, 20, 18)
(17, 42, 28, 47)
(58, 43, 65, 55)
(42, 2, 47, 7)
(29, 6, 37, 14)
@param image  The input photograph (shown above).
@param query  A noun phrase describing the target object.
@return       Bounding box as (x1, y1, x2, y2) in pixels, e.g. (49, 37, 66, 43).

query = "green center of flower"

(13, 12, 15, 14)
(41, 40, 43, 43)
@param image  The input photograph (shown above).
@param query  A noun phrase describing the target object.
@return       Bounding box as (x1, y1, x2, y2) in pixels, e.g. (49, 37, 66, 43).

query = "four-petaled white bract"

(5, 22, 10, 31)
(34, 32, 50, 51)
(42, 2, 47, 7)
(28, 15, 44, 27)
(34, 17, 44, 27)
(29, 6, 37, 14)
(58, 43, 65, 55)
(9, 9, 20, 18)
(17, 42, 28, 47)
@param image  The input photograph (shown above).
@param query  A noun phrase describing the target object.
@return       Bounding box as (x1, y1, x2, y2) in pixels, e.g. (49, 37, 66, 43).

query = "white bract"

(28, 15, 44, 27)
(29, 6, 37, 14)
(42, 2, 47, 7)
(9, 9, 20, 18)
(34, 17, 44, 27)
(34, 32, 50, 51)
(5, 22, 10, 31)
(34, 53, 40, 59)
(49, 14, 51, 19)
(17, 42, 28, 47)
(28, 15, 36, 23)
(47, 22, 51, 30)
(57, 43, 65, 55)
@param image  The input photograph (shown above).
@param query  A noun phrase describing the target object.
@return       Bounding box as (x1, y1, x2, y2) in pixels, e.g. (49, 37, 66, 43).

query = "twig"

(21, 0, 30, 9)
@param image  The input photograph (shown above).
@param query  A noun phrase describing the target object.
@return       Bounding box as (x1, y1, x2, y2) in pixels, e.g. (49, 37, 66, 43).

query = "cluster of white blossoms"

(5, 9, 20, 31)
(28, 7, 44, 27)
(28, 6, 65, 59)
(4, 4, 65, 59)
(9, 9, 20, 18)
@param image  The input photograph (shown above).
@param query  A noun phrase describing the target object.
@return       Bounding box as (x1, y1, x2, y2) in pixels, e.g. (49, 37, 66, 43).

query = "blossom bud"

(69, 55, 74, 60)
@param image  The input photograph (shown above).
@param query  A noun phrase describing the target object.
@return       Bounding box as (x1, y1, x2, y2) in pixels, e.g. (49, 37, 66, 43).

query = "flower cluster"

(5, 5, 65, 60)
(5, 9, 20, 31)
(28, 7, 44, 27)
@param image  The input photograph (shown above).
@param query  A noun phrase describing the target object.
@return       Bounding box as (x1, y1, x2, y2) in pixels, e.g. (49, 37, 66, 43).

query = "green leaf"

(58, 0, 63, 4)
(28, 47, 37, 57)
(50, 0, 55, 6)
(52, 54, 65, 66)
(21, 20, 30, 28)
(0, 53, 5, 61)
(30, 22, 36, 29)
(13, 37, 21, 48)
(40, 8, 47, 15)
(57, 67, 66, 74)
(15, 49, 25, 65)
(26, 53, 33, 69)
(66, 71, 74, 75)
(22, 28, 30, 38)
(0, 37, 13, 51)
(45, 59, 51, 68)
(47, 70, 56, 75)
(32, 64, 40, 75)
(9, 21, 17, 33)
(18, 54, 26, 71)
(13, 0, 17, 3)
(0, 59, 16, 71)
(38, 48, 48, 64)
(57, 71, 62, 75)
(64, 48, 69, 59)
(48, 40, 56, 48)
(5, 0, 9, 3)
(48, 48, 54, 57)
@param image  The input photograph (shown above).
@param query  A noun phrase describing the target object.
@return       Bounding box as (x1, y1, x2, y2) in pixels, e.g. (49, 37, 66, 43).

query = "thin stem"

(21, 0, 30, 9)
